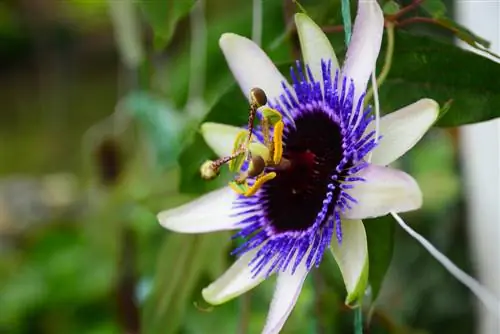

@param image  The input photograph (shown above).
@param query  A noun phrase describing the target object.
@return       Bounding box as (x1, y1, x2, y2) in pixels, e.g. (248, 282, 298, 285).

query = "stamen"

(273, 121, 284, 164)
(247, 87, 268, 147)
(244, 172, 276, 197)
(247, 155, 266, 178)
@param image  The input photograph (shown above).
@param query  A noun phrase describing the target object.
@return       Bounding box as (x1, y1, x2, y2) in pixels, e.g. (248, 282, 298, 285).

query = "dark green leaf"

(435, 17, 491, 50)
(382, 0, 401, 16)
(364, 216, 395, 302)
(138, 0, 195, 50)
(380, 31, 500, 127)
(420, 0, 447, 18)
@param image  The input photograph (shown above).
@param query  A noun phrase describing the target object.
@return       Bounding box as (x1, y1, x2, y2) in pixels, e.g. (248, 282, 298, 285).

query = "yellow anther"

(250, 87, 268, 108)
(243, 172, 276, 197)
(273, 121, 284, 165)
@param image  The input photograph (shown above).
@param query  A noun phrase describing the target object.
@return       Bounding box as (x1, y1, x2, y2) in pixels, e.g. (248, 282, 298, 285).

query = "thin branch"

(396, 16, 436, 28)
(321, 25, 344, 33)
(186, 0, 207, 121)
(387, 0, 424, 20)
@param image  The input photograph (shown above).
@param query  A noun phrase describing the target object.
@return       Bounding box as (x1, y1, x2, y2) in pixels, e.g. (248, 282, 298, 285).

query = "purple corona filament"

(230, 59, 380, 277)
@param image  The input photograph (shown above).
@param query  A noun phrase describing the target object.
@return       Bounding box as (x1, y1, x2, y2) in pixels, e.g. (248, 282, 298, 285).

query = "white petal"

(294, 13, 339, 82)
(343, 164, 423, 220)
(330, 219, 368, 305)
(157, 187, 239, 233)
(219, 33, 288, 102)
(262, 266, 309, 334)
(201, 122, 242, 157)
(202, 246, 268, 305)
(342, 0, 384, 101)
(369, 99, 439, 166)
(201, 122, 268, 158)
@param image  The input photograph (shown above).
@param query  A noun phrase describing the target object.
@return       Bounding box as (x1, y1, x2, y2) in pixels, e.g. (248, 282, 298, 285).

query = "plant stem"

(388, 0, 424, 20)
(341, 0, 352, 45)
(312, 271, 326, 334)
(354, 307, 363, 334)
(237, 292, 251, 334)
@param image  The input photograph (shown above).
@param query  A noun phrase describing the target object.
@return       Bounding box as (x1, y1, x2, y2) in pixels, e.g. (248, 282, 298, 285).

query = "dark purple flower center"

(262, 110, 344, 233)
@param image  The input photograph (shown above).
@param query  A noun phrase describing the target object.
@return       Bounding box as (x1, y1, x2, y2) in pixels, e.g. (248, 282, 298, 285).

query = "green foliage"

(142, 232, 230, 334)
(138, 0, 196, 50)
(420, 0, 447, 18)
(124, 92, 185, 168)
(380, 31, 500, 127)
(0, 0, 495, 333)
(382, 0, 401, 15)
(364, 217, 395, 302)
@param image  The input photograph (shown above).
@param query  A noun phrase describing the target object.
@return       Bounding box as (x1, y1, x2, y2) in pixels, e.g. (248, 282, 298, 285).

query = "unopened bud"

(200, 160, 219, 180)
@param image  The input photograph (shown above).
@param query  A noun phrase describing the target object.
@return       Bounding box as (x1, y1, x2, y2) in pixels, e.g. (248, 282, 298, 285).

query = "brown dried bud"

(200, 160, 219, 180)
(95, 137, 123, 186)
(250, 87, 267, 107)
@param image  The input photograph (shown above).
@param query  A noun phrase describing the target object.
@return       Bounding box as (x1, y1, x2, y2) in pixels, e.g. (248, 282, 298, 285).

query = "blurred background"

(0, 0, 498, 333)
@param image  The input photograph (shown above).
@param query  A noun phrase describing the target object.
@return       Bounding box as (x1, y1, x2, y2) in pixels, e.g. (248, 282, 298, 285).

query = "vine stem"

(387, 0, 424, 20)
(354, 307, 363, 334)
(341, 0, 352, 45)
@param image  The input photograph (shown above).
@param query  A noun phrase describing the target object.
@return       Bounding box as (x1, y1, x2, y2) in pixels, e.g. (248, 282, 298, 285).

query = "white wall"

(455, 2, 500, 333)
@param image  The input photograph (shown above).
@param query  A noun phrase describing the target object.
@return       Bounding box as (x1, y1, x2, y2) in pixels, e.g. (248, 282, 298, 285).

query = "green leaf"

(364, 216, 395, 302)
(163, 0, 291, 110)
(142, 232, 230, 334)
(137, 0, 195, 50)
(124, 92, 185, 168)
(382, 0, 400, 16)
(420, 0, 447, 18)
(435, 17, 491, 50)
(380, 31, 500, 127)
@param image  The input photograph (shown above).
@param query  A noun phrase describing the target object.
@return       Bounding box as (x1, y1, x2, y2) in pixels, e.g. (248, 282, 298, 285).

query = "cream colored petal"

(261, 265, 309, 334)
(295, 13, 339, 82)
(202, 246, 269, 305)
(369, 99, 439, 166)
(342, 0, 384, 102)
(330, 219, 369, 306)
(343, 164, 423, 220)
(157, 187, 240, 233)
(220, 33, 288, 103)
